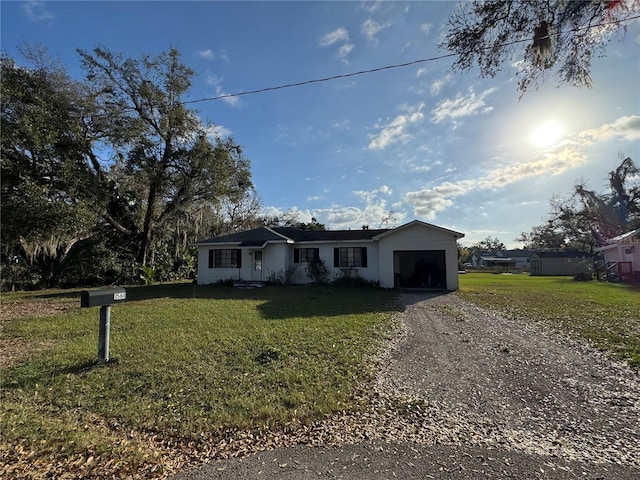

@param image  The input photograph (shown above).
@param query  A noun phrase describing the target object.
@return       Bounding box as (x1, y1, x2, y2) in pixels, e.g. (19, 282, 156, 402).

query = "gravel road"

(172, 292, 640, 479)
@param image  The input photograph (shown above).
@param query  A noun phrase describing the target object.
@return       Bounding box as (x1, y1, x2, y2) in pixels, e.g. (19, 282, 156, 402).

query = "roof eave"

(373, 219, 465, 240)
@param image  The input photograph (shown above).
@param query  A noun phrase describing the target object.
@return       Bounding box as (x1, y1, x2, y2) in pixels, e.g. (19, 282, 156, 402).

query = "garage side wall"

(377, 224, 460, 290)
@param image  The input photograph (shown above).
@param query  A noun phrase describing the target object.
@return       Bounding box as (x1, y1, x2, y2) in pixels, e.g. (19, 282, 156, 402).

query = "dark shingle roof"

(532, 251, 592, 258)
(193, 227, 289, 245)
(193, 226, 391, 245)
(272, 227, 389, 242)
(499, 250, 536, 258)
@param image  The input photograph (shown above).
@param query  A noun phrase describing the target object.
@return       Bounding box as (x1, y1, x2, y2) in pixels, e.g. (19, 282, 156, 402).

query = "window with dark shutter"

(294, 248, 319, 263)
(212, 249, 242, 268)
(335, 247, 368, 268)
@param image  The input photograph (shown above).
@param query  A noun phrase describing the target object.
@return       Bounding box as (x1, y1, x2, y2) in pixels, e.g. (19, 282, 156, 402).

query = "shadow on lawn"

(125, 283, 406, 320)
(22, 282, 451, 320)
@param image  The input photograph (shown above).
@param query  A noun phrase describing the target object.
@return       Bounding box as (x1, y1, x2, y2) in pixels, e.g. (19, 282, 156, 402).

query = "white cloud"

(338, 43, 355, 63)
(197, 49, 215, 60)
(354, 186, 393, 204)
(323, 203, 405, 230)
(416, 67, 428, 78)
(361, 19, 388, 41)
(368, 104, 425, 150)
(404, 149, 587, 220)
(319, 27, 349, 47)
(361, 1, 383, 13)
(23, 1, 54, 22)
(420, 23, 433, 34)
(205, 124, 232, 139)
(269, 184, 406, 230)
(430, 76, 451, 95)
(431, 87, 497, 125)
(331, 120, 351, 130)
(405, 181, 474, 220)
(578, 115, 640, 143)
(204, 73, 239, 106)
(410, 164, 432, 173)
(261, 206, 315, 224)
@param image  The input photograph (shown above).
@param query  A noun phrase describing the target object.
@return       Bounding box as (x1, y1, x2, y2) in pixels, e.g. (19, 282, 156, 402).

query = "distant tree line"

(1, 46, 263, 290)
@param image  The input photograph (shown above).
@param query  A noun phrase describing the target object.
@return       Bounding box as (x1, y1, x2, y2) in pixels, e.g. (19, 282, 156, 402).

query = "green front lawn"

(3, 276, 638, 478)
(458, 273, 640, 368)
(1, 284, 398, 478)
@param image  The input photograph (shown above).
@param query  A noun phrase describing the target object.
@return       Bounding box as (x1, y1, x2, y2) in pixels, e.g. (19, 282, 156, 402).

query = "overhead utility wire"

(184, 14, 640, 105)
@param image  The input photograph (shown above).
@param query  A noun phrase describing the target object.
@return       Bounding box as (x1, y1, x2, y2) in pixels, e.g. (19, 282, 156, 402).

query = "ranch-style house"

(194, 220, 465, 290)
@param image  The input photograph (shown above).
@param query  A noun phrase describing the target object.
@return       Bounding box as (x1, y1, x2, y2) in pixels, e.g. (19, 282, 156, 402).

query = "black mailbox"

(80, 288, 127, 308)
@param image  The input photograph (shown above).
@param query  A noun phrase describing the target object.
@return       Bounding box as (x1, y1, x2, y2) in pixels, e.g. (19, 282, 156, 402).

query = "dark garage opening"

(394, 250, 446, 289)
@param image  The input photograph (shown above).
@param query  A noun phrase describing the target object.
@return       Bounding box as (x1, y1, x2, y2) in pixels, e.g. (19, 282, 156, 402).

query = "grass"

(3, 276, 638, 477)
(458, 273, 640, 368)
(1, 283, 399, 478)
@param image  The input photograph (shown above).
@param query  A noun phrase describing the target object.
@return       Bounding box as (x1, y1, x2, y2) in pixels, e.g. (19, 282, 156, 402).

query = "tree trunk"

(138, 182, 158, 266)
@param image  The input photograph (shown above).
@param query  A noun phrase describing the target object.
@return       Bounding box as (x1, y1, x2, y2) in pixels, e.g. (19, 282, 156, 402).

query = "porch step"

(233, 281, 267, 289)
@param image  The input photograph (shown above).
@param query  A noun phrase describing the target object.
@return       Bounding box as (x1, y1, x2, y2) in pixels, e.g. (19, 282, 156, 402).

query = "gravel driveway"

(173, 292, 640, 479)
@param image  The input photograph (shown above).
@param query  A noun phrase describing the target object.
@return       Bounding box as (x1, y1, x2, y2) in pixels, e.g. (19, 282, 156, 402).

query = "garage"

(393, 250, 447, 289)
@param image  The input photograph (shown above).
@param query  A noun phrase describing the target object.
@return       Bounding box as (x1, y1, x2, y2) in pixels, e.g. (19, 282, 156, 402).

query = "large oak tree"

(78, 47, 253, 267)
(1, 47, 256, 288)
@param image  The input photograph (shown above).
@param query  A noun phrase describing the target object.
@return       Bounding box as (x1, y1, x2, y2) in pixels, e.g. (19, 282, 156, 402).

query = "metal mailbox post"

(80, 287, 126, 362)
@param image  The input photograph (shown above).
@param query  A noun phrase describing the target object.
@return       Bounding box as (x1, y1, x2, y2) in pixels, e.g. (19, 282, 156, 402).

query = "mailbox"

(80, 288, 127, 308)
(80, 287, 126, 362)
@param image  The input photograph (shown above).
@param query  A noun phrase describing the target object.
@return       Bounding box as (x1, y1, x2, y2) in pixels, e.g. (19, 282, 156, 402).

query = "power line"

(184, 14, 640, 105)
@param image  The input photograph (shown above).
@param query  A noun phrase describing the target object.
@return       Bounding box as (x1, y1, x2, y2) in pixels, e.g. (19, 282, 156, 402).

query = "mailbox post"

(80, 288, 126, 362)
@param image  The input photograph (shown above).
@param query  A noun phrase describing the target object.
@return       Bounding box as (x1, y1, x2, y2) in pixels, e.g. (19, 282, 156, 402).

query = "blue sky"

(2, 1, 639, 247)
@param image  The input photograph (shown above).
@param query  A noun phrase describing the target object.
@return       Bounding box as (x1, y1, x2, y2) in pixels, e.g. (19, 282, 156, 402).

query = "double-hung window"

(209, 249, 242, 268)
(294, 248, 319, 263)
(333, 247, 367, 268)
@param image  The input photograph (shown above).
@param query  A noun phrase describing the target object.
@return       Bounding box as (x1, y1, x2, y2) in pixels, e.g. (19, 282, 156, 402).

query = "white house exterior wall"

(196, 244, 243, 284)
(287, 243, 380, 284)
(377, 223, 459, 290)
(601, 244, 640, 267)
(195, 221, 463, 288)
(262, 243, 288, 281)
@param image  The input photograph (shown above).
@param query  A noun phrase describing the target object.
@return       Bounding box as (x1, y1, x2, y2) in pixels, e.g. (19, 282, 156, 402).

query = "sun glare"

(529, 120, 565, 148)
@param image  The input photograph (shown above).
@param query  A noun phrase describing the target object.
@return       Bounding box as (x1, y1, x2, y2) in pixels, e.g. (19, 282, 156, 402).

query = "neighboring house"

(470, 250, 534, 270)
(477, 255, 516, 270)
(595, 228, 640, 282)
(469, 252, 483, 267)
(529, 251, 594, 276)
(194, 220, 465, 290)
(496, 250, 535, 269)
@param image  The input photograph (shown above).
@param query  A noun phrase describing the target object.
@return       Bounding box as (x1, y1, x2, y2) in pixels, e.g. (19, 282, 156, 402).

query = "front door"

(252, 250, 263, 281)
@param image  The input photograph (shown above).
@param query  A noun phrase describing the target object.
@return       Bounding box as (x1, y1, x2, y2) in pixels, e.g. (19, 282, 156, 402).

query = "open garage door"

(394, 250, 446, 289)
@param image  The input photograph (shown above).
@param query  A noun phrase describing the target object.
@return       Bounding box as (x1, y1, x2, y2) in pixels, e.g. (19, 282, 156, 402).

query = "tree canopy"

(1, 47, 257, 290)
(441, 0, 637, 94)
